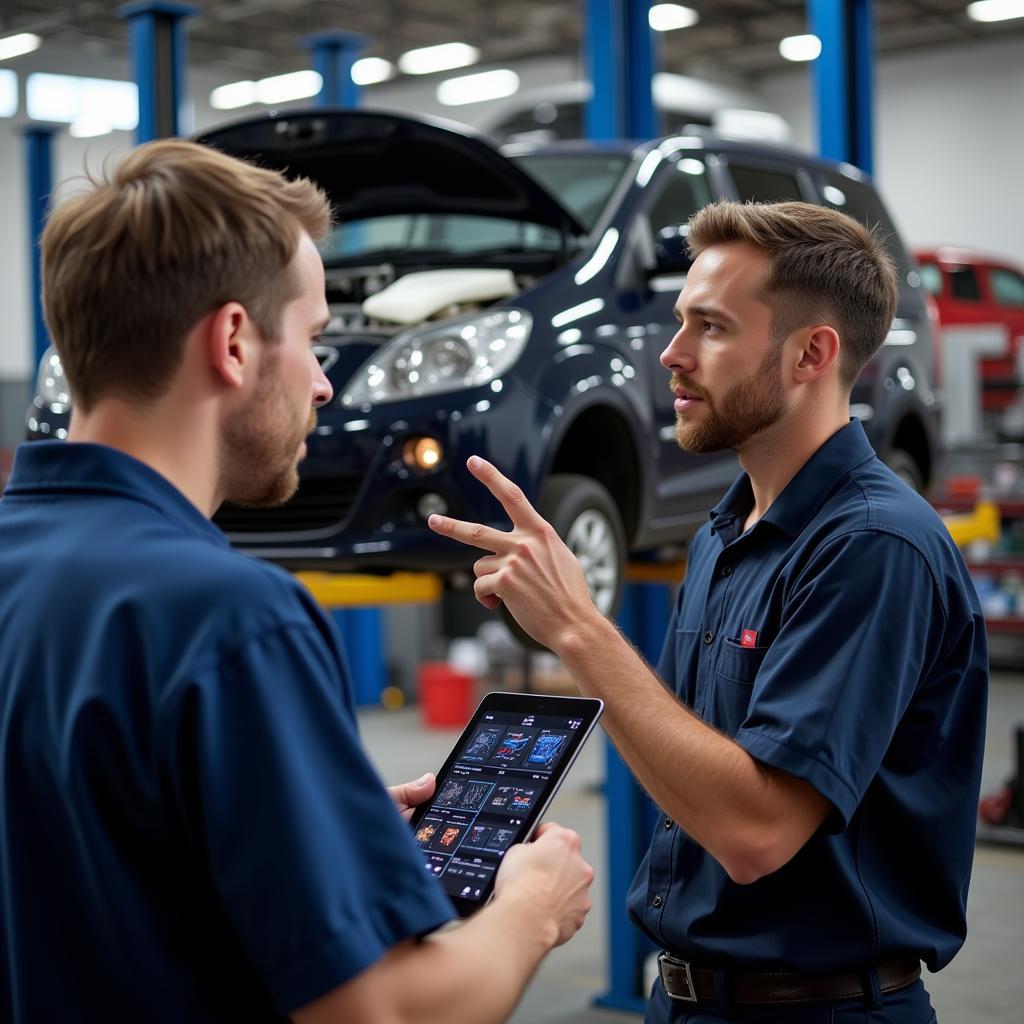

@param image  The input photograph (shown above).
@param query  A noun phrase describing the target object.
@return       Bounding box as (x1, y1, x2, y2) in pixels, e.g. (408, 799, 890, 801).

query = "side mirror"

(652, 226, 693, 276)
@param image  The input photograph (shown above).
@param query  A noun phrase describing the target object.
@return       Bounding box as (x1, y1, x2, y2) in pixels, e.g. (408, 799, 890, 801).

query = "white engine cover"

(361, 268, 518, 326)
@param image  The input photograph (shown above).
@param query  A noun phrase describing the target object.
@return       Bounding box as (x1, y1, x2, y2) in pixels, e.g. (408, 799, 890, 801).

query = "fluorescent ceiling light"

(27, 73, 137, 130)
(255, 69, 322, 104)
(70, 114, 113, 138)
(967, 1, 1024, 21)
(210, 80, 256, 110)
(779, 34, 822, 61)
(649, 4, 699, 32)
(398, 42, 479, 75)
(436, 68, 519, 106)
(352, 57, 393, 85)
(0, 32, 41, 62)
(210, 70, 322, 111)
(0, 69, 16, 117)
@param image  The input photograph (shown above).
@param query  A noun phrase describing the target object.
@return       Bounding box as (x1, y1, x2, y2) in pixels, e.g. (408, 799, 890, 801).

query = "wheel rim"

(564, 509, 619, 615)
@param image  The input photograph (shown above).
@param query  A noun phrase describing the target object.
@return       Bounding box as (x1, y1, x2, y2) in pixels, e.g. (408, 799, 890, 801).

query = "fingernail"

(428, 514, 441, 526)
(468, 456, 481, 470)
(416, 773, 432, 785)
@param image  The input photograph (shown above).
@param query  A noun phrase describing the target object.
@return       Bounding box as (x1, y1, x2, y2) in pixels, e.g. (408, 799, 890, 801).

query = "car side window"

(816, 169, 911, 282)
(990, 268, 1024, 307)
(949, 267, 981, 301)
(918, 263, 942, 296)
(728, 164, 803, 204)
(647, 157, 712, 234)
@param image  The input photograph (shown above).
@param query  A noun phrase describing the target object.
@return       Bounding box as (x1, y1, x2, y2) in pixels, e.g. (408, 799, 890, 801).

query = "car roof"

(505, 131, 869, 180)
(914, 247, 1023, 271)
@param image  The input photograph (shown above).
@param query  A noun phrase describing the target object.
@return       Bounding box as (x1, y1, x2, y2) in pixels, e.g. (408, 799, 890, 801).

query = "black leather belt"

(658, 952, 921, 1005)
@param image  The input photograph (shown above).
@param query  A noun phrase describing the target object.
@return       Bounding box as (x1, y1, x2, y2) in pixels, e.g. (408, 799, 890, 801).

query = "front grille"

(213, 475, 362, 535)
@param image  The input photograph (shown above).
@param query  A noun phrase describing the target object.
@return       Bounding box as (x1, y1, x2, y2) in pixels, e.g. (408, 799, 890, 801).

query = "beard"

(220, 350, 316, 507)
(673, 343, 786, 454)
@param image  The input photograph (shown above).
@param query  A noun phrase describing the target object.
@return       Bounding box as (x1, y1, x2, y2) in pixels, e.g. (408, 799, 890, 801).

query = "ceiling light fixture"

(351, 57, 394, 85)
(649, 4, 700, 32)
(398, 42, 479, 75)
(210, 80, 257, 110)
(966, 0, 1024, 21)
(779, 34, 822, 61)
(255, 70, 322, 104)
(436, 68, 519, 106)
(0, 32, 41, 62)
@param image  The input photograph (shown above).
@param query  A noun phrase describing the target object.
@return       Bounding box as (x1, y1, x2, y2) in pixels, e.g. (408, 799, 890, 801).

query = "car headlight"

(341, 309, 532, 407)
(35, 346, 71, 412)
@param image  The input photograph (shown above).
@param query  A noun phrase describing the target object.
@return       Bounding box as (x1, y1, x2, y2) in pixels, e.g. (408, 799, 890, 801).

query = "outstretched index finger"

(427, 512, 515, 554)
(465, 456, 545, 530)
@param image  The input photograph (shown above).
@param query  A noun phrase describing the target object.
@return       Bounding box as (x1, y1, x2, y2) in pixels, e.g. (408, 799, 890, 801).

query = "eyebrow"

(672, 304, 737, 327)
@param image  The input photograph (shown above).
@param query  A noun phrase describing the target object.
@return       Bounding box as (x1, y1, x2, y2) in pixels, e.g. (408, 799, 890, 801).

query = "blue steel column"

(584, 0, 656, 140)
(809, 0, 875, 173)
(24, 126, 57, 369)
(595, 580, 672, 1012)
(303, 31, 367, 108)
(117, 2, 197, 144)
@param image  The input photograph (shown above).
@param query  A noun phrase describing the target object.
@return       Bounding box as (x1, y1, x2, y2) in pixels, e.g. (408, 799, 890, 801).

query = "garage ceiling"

(4, 0, 1022, 80)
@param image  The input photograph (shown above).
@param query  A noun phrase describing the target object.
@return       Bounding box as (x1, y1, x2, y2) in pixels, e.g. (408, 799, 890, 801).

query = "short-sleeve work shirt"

(627, 421, 988, 974)
(0, 442, 454, 1023)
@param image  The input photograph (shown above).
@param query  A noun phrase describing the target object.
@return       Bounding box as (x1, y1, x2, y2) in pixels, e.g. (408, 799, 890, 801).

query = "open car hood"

(197, 109, 585, 235)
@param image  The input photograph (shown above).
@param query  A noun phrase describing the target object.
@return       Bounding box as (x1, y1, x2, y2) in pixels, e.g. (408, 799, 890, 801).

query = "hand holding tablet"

(408, 691, 604, 917)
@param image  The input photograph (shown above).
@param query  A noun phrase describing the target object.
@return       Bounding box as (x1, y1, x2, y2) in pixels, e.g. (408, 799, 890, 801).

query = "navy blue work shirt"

(0, 442, 453, 1023)
(627, 420, 988, 975)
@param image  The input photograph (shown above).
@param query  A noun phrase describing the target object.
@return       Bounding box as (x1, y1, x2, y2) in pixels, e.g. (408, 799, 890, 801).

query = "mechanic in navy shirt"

(0, 139, 593, 1024)
(430, 200, 988, 1022)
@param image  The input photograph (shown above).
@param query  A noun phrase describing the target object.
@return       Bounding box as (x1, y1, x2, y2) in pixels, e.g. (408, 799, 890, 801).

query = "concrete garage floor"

(359, 672, 1024, 1024)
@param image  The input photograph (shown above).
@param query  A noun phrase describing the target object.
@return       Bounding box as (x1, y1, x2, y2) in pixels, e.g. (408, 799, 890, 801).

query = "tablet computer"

(409, 690, 604, 917)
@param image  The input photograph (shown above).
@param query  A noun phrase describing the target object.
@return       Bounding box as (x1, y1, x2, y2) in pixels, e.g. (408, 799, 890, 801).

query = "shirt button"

(652, 895, 663, 908)
(664, 817, 673, 830)
(703, 630, 714, 644)
(721, 565, 732, 577)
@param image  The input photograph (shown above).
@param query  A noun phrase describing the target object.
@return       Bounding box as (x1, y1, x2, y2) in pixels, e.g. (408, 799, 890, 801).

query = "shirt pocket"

(708, 638, 770, 736)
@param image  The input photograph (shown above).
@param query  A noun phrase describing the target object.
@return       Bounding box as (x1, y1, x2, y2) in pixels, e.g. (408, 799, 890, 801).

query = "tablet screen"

(408, 691, 603, 916)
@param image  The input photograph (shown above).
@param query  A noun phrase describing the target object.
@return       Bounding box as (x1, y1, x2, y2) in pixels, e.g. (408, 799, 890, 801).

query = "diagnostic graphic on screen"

(408, 693, 603, 916)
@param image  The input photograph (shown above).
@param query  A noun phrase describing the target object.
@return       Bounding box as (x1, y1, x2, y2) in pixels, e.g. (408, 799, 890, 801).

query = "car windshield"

(320, 214, 566, 267)
(512, 152, 630, 231)
(319, 152, 629, 266)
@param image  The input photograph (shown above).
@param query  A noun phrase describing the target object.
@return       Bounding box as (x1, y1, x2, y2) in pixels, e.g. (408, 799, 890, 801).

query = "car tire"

(501, 474, 626, 651)
(883, 447, 925, 494)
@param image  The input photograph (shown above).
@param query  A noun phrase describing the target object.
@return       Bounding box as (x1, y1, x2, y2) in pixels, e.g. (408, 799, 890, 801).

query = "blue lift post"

(303, 31, 368, 108)
(117, 2, 197, 144)
(300, 30, 384, 704)
(24, 126, 57, 371)
(583, 0, 660, 1011)
(584, 0, 656, 140)
(809, 0, 876, 174)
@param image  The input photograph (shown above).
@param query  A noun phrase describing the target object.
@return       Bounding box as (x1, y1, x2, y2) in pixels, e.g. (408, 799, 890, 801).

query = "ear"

(792, 325, 841, 384)
(206, 302, 252, 391)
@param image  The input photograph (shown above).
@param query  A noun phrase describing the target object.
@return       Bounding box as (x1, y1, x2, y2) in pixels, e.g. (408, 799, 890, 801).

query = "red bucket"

(418, 663, 475, 728)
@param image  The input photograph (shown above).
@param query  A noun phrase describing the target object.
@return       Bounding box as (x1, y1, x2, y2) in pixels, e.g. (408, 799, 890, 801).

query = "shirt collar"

(709, 420, 878, 540)
(5, 441, 230, 547)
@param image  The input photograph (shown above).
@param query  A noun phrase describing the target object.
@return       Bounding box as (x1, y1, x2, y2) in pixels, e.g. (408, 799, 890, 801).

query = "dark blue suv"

(27, 110, 941, 620)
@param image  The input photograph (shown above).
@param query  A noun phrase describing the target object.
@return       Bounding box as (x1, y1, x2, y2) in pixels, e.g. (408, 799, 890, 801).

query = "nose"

(660, 324, 697, 374)
(312, 353, 333, 408)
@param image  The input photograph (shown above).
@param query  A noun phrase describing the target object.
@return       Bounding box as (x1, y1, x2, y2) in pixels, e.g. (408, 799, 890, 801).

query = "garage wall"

(757, 35, 1024, 266)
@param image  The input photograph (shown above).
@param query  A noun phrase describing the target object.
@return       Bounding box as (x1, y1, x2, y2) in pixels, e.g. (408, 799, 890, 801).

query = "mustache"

(669, 374, 712, 402)
(307, 410, 318, 434)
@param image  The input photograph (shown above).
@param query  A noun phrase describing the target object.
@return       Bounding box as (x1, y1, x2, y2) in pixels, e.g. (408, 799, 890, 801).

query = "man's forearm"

(554, 613, 826, 883)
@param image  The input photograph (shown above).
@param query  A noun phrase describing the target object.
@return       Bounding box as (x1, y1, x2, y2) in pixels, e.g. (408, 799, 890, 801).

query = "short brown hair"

(42, 138, 332, 410)
(687, 200, 899, 389)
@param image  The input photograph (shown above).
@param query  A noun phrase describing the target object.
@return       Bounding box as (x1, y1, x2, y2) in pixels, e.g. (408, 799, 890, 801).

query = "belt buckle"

(658, 951, 697, 1002)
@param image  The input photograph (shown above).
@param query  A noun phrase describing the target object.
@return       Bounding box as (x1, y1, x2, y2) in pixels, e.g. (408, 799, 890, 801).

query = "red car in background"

(915, 248, 1024, 430)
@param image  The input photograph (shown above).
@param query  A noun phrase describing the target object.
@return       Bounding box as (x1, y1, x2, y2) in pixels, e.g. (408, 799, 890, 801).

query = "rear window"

(728, 164, 803, 204)
(817, 170, 911, 282)
(513, 153, 629, 231)
(991, 268, 1024, 307)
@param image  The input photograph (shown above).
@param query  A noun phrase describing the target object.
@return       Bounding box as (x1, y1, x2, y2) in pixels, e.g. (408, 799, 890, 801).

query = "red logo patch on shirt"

(740, 629, 758, 648)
